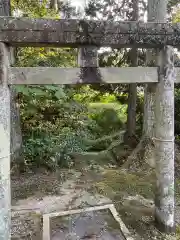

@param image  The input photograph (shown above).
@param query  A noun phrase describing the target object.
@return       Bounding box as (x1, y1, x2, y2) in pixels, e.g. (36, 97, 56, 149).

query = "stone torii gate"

(0, 3, 180, 240)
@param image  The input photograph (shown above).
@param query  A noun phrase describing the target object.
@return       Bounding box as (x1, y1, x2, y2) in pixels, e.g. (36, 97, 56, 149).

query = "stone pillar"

(77, 1, 99, 82)
(143, 0, 168, 138)
(154, 46, 175, 232)
(0, 0, 22, 167)
(78, 46, 100, 83)
(0, 42, 11, 239)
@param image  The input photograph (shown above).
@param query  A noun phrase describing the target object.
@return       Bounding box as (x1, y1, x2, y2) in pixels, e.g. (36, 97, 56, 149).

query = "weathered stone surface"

(51, 209, 126, 240)
(0, 42, 11, 240)
(78, 46, 99, 82)
(9, 67, 159, 84)
(0, 17, 179, 47)
(0, 0, 10, 16)
(142, 0, 175, 233)
(0, 2, 12, 239)
(0, 1, 23, 165)
(154, 46, 175, 233)
(78, 47, 98, 67)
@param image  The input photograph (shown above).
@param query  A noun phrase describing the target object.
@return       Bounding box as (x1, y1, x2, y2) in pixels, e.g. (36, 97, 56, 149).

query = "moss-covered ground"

(11, 164, 180, 239)
(89, 169, 179, 240)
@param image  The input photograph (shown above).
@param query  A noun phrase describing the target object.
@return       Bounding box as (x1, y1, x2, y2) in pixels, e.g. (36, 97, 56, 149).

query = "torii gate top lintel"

(0, 17, 179, 48)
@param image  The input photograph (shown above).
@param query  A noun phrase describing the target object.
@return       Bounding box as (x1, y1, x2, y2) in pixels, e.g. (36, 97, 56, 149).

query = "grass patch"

(95, 169, 180, 202)
(94, 170, 155, 202)
(92, 169, 179, 239)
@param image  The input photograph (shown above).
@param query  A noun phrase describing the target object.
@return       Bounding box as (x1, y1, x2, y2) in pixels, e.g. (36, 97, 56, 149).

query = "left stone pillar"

(0, 43, 11, 239)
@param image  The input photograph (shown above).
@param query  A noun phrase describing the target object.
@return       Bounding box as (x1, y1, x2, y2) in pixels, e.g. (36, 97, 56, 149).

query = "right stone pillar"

(154, 46, 175, 233)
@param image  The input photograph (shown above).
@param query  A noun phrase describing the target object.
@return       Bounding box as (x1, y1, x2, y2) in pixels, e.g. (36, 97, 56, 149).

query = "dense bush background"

(11, 0, 180, 171)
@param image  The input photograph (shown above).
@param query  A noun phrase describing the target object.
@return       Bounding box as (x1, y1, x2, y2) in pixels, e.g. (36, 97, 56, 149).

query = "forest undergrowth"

(11, 84, 180, 240)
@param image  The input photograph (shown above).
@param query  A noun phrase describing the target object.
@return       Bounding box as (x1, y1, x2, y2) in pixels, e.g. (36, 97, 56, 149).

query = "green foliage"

(89, 103, 126, 137)
(23, 127, 92, 169)
(16, 85, 95, 169)
(173, 9, 180, 22)
(11, 0, 59, 18)
(12, 0, 180, 173)
(73, 86, 119, 104)
(15, 47, 76, 67)
(11, 0, 84, 171)
(73, 85, 100, 103)
(98, 93, 117, 103)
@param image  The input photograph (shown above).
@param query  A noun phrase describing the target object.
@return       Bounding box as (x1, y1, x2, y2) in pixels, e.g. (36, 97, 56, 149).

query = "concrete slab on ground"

(43, 204, 134, 240)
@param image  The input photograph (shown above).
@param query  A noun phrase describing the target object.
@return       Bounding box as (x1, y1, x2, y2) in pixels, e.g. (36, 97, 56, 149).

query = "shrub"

(16, 85, 96, 170)
(89, 105, 125, 137)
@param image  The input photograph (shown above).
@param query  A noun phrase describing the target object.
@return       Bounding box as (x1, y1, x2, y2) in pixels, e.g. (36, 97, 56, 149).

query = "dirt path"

(11, 169, 117, 239)
(11, 168, 179, 240)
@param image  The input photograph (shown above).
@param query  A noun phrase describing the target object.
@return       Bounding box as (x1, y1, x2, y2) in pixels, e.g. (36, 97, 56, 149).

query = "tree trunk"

(124, 50, 138, 146)
(124, 0, 138, 146)
(154, 46, 175, 233)
(126, 82, 137, 136)
(0, 42, 11, 240)
(10, 86, 23, 164)
(122, 0, 168, 170)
